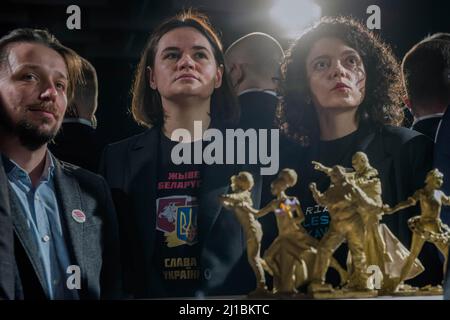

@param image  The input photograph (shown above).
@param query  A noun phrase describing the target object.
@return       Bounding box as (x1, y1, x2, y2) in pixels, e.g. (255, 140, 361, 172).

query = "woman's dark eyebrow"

(309, 49, 360, 66)
(192, 45, 210, 52)
(341, 49, 359, 56)
(160, 46, 210, 54)
(160, 46, 180, 54)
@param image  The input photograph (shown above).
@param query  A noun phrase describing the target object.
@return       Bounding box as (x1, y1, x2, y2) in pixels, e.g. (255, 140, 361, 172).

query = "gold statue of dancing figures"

(256, 169, 347, 296)
(219, 171, 268, 297)
(309, 165, 377, 298)
(387, 169, 450, 294)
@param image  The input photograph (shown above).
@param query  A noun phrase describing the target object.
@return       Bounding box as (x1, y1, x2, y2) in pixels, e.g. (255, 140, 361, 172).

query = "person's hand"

(312, 161, 323, 171)
(407, 197, 416, 205)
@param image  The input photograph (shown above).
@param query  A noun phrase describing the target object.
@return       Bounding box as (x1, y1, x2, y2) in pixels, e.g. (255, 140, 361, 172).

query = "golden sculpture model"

(308, 165, 377, 298)
(219, 172, 269, 297)
(219, 157, 448, 299)
(386, 169, 450, 295)
(255, 169, 348, 297)
(313, 152, 423, 294)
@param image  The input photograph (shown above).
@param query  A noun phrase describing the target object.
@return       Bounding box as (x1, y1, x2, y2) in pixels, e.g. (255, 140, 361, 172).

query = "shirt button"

(42, 235, 50, 242)
(53, 279, 59, 286)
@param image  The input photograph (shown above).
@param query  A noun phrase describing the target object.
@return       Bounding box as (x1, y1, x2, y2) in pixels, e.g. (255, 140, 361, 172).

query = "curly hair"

(278, 16, 404, 145)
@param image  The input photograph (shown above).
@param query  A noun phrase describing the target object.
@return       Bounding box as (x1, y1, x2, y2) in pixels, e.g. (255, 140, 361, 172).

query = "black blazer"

(0, 157, 15, 300)
(272, 124, 441, 286)
(434, 108, 450, 225)
(9, 156, 121, 299)
(100, 126, 263, 298)
(435, 108, 450, 299)
(238, 91, 279, 130)
(411, 116, 442, 141)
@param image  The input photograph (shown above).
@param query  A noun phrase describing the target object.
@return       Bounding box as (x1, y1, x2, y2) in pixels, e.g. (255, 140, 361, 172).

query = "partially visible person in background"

(0, 157, 15, 300)
(402, 34, 450, 140)
(436, 108, 450, 296)
(50, 57, 102, 173)
(225, 32, 284, 253)
(225, 32, 284, 130)
(434, 105, 450, 224)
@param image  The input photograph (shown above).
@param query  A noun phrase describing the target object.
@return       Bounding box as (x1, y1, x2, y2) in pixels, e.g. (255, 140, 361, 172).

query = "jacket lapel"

(128, 128, 159, 263)
(52, 159, 84, 273)
(197, 162, 237, 245)
(355, 126, 392, 175)
(354, 126, 380, 162)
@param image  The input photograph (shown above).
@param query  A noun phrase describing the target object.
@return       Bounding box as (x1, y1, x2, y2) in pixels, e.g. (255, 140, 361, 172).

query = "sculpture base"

(246, 287, 273, 299)
(393, 285, 443, 297)
(308, 283, 378, 299)
(272, 291, 308, 300)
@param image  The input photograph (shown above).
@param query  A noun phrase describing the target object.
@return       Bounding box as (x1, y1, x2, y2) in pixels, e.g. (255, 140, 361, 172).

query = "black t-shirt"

(151, 133, 203, 298)
(298, 129, 361, 287)
(301, 129, 360, 239)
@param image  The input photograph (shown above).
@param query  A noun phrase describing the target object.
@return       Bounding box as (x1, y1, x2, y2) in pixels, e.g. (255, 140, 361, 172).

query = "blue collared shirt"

(5, 153, 78, 300)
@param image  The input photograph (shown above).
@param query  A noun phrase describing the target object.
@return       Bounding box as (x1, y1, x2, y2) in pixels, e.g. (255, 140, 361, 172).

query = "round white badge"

(71, 209, 86, 223)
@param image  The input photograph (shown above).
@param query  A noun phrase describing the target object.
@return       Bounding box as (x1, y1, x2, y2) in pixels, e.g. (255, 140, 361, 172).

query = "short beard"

(16, 119, 58, 151)
(0, 107, 59, 151)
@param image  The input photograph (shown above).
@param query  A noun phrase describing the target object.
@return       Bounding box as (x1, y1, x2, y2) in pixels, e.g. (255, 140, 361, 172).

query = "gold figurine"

(219, 172, 269, 297)
(220, 158, 448, 299)
(314, 152, 423, 294)
(308, 165, 377, 298)
(256, 169, 348, 297)
(313, 153, 389, 275)
(386, 169, 450, 295)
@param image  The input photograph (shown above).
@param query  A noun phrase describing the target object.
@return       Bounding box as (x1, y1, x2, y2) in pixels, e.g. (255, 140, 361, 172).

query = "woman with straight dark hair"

(275, 16, 441, 288)
(101, 11, 261, 298)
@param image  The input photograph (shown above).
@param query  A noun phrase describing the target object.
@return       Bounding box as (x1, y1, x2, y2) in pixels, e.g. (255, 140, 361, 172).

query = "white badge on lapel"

(71, 209, 86, 223)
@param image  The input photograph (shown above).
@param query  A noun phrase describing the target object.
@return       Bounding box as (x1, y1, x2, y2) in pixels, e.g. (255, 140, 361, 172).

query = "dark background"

(1, 0, 449, 146)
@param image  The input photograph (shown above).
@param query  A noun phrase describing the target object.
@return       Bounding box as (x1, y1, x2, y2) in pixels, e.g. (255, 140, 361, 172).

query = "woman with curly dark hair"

(275, 16, 440, 288)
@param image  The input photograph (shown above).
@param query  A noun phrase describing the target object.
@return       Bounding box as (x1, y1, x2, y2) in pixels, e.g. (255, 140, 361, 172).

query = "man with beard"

(0, 28, 121, 299)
